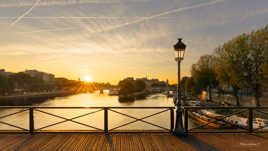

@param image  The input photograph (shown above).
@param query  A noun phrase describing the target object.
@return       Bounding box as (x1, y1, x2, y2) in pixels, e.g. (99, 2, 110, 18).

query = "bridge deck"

(0, 133, 267, 151)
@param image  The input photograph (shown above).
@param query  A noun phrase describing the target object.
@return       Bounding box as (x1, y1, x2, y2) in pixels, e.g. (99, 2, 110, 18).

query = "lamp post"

(173, 38, 186, 136)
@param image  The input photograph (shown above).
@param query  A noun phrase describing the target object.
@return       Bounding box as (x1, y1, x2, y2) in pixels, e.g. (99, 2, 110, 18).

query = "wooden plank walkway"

(0, 133, 267, 151)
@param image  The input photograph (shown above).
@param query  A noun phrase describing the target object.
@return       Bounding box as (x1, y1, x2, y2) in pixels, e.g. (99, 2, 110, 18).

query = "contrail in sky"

(17, 27, 76, 34)
(89, 0, 226, 33)
(10, 0, 41, 26)
(13, 0, 225, 33)
(0, 0, 151, 8)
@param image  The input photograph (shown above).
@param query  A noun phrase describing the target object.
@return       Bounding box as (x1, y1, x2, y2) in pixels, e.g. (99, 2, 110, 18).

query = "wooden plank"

(20, 134, 56, 151)
(91, 134, 103, 151)
(157, 134, 196, 151)
(0, 133, 267, 151)
(132, 134, 146, 151)
(0, 135, 30, 151)
(112, 134, 121, 151)
(139, 134, 160, 151)
(92, 134, 106, 151)
(57, 135, 82, 151)
(84, 134, 98, 151)
(128, 134, 143, 151)
(193, 133, 268, 151)
(151, 134, 176, 151)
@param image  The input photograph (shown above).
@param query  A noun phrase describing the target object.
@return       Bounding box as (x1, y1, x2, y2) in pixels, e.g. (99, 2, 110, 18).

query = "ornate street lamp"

(174, 38, 186, 61)
(173, 38, 186, 136)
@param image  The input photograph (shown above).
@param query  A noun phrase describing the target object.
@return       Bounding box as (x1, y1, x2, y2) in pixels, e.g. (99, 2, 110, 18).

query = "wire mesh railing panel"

(108, 108, 171, 132)
(34, 108, 104, 132)
(0, 107, 174, 133)
(1, 106, 268, 133)
(253, 109, 268, 132)
(0, 108, 29, 131)
(184, 107, 250, 133)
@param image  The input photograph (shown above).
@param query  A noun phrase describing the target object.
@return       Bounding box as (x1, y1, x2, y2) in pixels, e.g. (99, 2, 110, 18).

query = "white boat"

(109, 90, 119, 96)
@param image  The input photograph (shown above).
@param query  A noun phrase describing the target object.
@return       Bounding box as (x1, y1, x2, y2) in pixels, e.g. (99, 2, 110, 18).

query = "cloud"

(9, 0, 225, 33)
(241, 8, 268, 21)
(11, 0, 41, 26)
(70, 0, 226, 34)
(16, 27, 75, 34)
(0, 0, 152, 8)
(92, 0, 225, 32)
(2, 16, 149, 20)
(0, 20, 170, 58)
(0, 50, 30, 56)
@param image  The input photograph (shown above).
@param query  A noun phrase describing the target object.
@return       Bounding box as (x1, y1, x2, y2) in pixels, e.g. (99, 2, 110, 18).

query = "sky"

(0, 0, 268, 84)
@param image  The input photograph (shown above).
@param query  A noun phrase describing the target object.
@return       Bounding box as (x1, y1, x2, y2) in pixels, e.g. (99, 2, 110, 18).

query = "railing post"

(29, 108, 34, 135)
(184, 109, 188, 134)
(170, 108, 174, 132)
(248, 108, 253, 133)
(104, 108, 108, 134)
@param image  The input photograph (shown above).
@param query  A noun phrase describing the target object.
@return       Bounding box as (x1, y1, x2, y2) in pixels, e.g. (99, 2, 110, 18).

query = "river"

(0, 92, 197, 131)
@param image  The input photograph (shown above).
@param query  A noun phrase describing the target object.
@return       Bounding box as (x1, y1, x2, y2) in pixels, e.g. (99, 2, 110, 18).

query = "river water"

(0, 92, 196, 131)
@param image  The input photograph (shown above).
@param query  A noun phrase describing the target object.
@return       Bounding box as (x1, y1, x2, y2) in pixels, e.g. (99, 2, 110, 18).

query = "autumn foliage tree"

(215, 26, 268, 106)
(191, 55, 218, 101)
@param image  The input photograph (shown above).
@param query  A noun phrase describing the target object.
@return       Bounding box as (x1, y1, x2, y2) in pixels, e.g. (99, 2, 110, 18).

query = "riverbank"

(0, 91, 74, 106)
(211, 92, 268, 106)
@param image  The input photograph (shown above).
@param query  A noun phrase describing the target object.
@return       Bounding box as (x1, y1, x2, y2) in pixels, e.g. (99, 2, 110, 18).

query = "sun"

(82, 75, 93, 82)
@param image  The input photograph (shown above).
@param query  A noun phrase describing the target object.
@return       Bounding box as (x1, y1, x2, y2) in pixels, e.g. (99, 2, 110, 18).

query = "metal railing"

(1, 106, 268, 134)
(0, 106, 174, 134)
(183, 106, 268, 133)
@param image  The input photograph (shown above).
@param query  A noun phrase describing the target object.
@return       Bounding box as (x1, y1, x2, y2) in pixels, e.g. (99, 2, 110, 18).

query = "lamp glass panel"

(174, 49, 185, 60)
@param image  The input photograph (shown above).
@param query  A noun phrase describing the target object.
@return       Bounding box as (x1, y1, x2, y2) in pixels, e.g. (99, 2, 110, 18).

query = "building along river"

(0, 92, 197, 131)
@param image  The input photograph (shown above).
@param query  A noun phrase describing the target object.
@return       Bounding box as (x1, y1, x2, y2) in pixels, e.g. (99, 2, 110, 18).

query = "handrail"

(183, 106, 268, 133)
(0, 106, 174, 134)
(2, 106, 268, 109)
(0, 106, 175, 109)
(1, 106, 267, 134)
(183, 106, 268, 109)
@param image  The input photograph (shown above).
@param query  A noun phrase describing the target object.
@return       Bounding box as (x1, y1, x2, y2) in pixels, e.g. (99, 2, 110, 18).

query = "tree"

(180, 77, 189, 96)
(0, 74, 13, 95)
(191, 55, 218, 101)
(185, 77, 196, 97)
(118, 79, 135, 95)
(215, 44, 246, 106)
(263, 44, 268, 82)
(181, 76, 196, 97)
(248, 28, 268, 106)
(134, 80, 146, 92)
(10, 72, 46, 92)
(263, 64, 268, 83)
(215, 26, 268, 106)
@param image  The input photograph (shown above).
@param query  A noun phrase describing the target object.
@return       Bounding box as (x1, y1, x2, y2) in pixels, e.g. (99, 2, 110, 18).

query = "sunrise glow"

(82, 75, 93, 82)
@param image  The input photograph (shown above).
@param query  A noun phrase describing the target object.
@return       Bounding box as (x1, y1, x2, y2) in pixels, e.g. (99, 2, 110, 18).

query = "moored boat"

(188, 111, 230, 128)
(109, 90, 119, 96)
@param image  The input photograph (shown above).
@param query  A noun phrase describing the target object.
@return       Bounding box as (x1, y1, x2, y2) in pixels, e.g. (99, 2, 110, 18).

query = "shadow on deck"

(0, 133, 267, 151)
